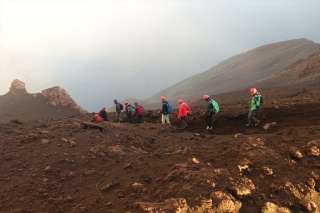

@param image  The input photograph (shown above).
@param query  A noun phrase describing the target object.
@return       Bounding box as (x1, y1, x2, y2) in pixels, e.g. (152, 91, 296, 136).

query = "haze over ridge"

(1, 0, 319, 111)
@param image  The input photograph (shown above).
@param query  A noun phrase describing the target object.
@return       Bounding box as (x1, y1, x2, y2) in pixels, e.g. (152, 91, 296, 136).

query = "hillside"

(258, 48, 320, 87)
(1, 84, 320, 212)
(2, 48, 320, 212)
(146, 38, 320, 103)
(0, 80, 86, 123)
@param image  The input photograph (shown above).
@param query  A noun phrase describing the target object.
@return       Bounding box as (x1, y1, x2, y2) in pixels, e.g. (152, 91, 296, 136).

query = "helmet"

(178, 99, 183, 104)
(123, 101, 128, 105)
(250, 88, 257, 94)
(102, 106, 106, 110)
(203, 94, 209, 100)
(161, 96, 166, 101)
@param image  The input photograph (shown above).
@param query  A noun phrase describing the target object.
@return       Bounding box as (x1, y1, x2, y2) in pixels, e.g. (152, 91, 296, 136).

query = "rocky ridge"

(42, 86, 86, 114)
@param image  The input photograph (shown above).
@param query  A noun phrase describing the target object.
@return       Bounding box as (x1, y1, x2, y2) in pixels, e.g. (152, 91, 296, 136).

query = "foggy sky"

(1, 0, 320, 111)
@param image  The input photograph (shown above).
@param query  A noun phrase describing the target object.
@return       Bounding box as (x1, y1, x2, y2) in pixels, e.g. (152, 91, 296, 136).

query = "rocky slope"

(146, 38, 320, 103)
(258, 49, 320, 88)
(0, 80, 87, 123)
(1, 85, 320, 213)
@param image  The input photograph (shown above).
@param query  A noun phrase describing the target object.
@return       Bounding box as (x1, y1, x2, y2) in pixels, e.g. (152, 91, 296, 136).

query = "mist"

(1, 0, 319, 111)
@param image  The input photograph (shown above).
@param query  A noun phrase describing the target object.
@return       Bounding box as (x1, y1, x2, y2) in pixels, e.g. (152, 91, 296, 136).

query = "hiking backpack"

(167, 102, 173, 114)
(211, 100, 220, 113)
(259, 94, 264, 105)
(94, 114, 101, 123)
(119, 103, 123, 110)
(136, 105, 144, 115)
(127, 105, 133, 114)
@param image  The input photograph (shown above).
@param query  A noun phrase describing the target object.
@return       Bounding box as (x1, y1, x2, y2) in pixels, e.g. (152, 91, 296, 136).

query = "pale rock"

(210, 191, 242, 213)
(263, 122, 277, 130)
(61, 138, 68, 142)
(299, 200, 319, 213)
(10, 79, 27, 92)
(132, 182, 144, 192)
(228, 184, 251, 199)
(44, 166, 52, 173)
(290, 147, 303, 160)
(261, 202, 291, 213)
(41, 139, 50, 144)
(70, 141, 77, 147)
(306, 146, 320, 157)
(192, 157, 200, 164)
(262, 166, 273, 175)
(234, 133, 245, 140)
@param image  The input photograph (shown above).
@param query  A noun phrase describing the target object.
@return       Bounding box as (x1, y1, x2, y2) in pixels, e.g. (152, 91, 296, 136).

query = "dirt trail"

(1, 88, 320, 213)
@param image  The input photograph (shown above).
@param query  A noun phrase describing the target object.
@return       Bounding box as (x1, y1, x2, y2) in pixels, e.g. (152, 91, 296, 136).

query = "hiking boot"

(208, 127, 213, 131)
(255, 120, 260, 126)
(206, 126, 210, 130)
(246, 123, 253, 127)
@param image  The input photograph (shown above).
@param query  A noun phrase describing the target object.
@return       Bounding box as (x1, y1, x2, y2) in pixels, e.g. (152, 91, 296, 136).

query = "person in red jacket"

(178, 99, 191, 129)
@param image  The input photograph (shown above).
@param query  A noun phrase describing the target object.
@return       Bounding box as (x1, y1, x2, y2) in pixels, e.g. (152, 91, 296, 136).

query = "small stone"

(192, 157, 200, 164)
(70, 141, 77, 147)
(118, 191, 125, 198)
(41, 139, 50, 144)
(62, 138, 68, 142)
(105, 202, 112, 206)
(234, 133, 245, 140)
(262, 166, 273, 176)
(132, 182, 143, 191)
(290, 148, 303, 160)
(44, 166, 51, 173)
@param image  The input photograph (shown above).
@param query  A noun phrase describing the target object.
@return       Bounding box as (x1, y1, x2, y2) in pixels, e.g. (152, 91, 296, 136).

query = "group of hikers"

(91, 88, 263, 130)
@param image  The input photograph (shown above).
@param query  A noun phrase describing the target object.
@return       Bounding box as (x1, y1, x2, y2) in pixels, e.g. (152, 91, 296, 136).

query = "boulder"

(210, 191, 242, 213)
(299, 200, 319, 213)
(9, 79, 27, 93)
(261, 202, 291, 213)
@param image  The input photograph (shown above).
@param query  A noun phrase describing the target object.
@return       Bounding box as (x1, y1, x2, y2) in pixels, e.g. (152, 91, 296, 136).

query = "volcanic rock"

(9, 79, 27, 93)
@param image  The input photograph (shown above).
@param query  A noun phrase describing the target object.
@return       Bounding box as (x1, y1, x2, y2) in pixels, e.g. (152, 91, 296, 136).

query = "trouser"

(137, 114, 144, 124)
(161, 114, 170, 124)
(205, 112, 215, 128)
(180, 116, 188, 128)
(248, 110, 259, 125)
(127, 113, 133, 124)
(116, 112, 122, 122)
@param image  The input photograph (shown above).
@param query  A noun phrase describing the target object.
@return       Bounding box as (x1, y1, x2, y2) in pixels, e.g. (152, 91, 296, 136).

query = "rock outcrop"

(9, 79, 27, 93)
(42, 86, 87, 114)
(7, 79, 87, 114)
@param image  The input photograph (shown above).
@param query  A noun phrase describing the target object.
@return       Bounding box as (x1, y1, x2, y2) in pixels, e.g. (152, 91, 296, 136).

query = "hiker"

(113, 99, 123, 123)
(99, 106, 108, 121)
(247, 88, 262, 126)
(124, 101, 135, 124)
(91, 112, 102, 123)
(203, 95, 220, 131)
(160, 96, 172, 125)
(134, 102, 144, 124)
(178, 99, 191, 129)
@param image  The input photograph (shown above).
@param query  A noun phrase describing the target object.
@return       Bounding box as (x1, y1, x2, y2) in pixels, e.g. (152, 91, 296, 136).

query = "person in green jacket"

(247, 88, 261, 126)
(203, 94, 220, 130)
